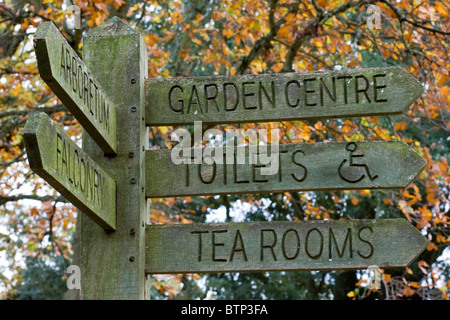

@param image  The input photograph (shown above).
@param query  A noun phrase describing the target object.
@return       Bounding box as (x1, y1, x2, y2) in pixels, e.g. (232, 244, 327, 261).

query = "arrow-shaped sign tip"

(400, 219, 430, 267)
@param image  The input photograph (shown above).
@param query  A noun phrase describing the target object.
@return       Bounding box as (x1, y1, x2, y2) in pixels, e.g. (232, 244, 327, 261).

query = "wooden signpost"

(24, 18, 429, 299)
(145, 219, 429, 274)
(146, 67, 422, 126)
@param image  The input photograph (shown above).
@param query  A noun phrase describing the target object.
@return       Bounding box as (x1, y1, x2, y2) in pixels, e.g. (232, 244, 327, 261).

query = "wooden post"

(79, 17, 148, 299)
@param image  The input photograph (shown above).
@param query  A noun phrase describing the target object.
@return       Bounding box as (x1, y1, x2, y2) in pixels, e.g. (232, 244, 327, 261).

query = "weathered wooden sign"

(34, 21, 117, 155)
(24, 18, 428, 299)
(145, 219, 429, 274)
(146, 67, 422, 126)
(23, 112, 116, 230)
(145, 141, 426, 198)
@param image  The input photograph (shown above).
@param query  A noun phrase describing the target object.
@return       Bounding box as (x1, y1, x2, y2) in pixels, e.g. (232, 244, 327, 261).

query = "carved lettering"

(303, 78, 317, 107)
(320, 77, 336, 105)
(357, 226, 374, 259)
(258, 81, 275, 109)
(54, 130, 105, 209)
(165, 73, 390, 117)
(291, 150, 307, 182)
(281, 229, 300, 260)
(305, 228, 323, 259)
(285, 79, 300, 107)
(204, 83, 220, 113)
(230, 230, 248, 262)
(337, 75, 352, 104)
(212, 230, 227, 262)
(260, 229, 277, 261)
(58, 40, 112, 135)
(242, 81, 257, 110)
(188, 85, 203, 114)
(224, 82, 239, 111)
(355, 75, 371, 104)
(329, 228, 352, 259)
(373, 74, 388, 103)
(191, 230, 208, 262)
(189, 225, 375, 264)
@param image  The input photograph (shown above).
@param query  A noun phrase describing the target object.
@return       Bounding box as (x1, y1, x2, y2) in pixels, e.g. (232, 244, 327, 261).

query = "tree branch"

(0, 194, 69, 206)
(236, 0, 300, 75)
(380, 0, 450, 36)
(0, 104, 67, 120)
(282, 1, 362, 72)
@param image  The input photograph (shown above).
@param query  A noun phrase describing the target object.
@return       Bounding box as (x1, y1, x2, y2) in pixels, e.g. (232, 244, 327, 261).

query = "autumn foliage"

(0, 0, 448, 299)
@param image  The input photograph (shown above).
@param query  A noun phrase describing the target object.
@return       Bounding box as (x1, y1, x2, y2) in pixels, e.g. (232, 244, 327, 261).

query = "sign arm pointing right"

(145, 67, 423, 126)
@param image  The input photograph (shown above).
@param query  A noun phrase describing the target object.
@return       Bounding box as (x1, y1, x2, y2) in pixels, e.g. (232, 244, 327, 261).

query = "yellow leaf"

(192, 38, 202, 46)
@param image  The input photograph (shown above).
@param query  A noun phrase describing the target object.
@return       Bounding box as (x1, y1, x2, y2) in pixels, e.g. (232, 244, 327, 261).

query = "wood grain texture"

(79, 17, 148, 300)
(145, 67, 422, 126)
(145, 219, 429, 274)
(34, 21, 117, 154)
(23, 112, 116, 230)
(145, 141, 426, 198)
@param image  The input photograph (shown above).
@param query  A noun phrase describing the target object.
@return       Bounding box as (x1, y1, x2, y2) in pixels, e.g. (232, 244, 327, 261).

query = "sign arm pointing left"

(23, 112, 116, 231)
(34, 22, 117, 155)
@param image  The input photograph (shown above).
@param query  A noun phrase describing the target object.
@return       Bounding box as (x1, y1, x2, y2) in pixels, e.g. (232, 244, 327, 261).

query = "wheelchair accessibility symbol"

(338, 142, 378, 183)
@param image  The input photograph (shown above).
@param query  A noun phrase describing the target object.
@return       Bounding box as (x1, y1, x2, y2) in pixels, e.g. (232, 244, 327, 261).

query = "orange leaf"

(278, 25, 290, 38)
(222, 28, 233, 39)
(403, 286, 415, 297)
(394, 121, 406, 131)
(436, 234, 447, 243)
(114, 0, 126, 10)
(30, 207, 39, 217)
